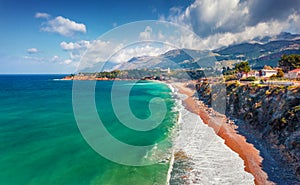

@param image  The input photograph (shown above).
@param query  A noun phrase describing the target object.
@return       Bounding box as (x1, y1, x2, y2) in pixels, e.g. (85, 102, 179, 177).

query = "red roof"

(289, 68, 300, 73)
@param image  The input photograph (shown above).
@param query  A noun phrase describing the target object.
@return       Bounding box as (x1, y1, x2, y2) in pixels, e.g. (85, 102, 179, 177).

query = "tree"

(235, 61, 251, 73)
(279, 54, 300, 72)
(277, 68, 284, 78)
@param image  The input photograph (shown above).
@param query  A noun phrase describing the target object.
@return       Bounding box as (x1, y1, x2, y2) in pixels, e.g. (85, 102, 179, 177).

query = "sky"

(0, 0, 299, 74)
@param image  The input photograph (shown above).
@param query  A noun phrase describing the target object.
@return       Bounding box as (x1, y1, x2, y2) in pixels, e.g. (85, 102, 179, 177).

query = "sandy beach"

(171, 81, 275, 185)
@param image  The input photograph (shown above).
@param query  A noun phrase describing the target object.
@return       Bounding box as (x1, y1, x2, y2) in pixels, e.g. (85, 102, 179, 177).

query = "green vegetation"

(240, 76, 256, 81)
(224, 75, 238, 81)
(269, 68, 286, 80)
(279, 54, 300, 72)
(234, 61, 251, 73)
(96, 69, 163, 79)
(222, 61, 251, 76)
(277, 68, 284, 77)
(86, 69, 207, 80)
(96, 70, 122, 78)
(223, 68, 237, 75)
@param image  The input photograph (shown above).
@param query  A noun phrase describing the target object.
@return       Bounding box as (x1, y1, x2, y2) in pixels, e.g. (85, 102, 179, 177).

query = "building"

(287, 68, 300, 79)
(240, 70, 257, 78)
(260, 69, 277, 77)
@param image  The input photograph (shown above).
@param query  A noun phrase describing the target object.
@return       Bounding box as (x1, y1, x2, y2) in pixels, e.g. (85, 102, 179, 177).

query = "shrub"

(269, 74, 278, 80)
(224, 75, 238, 81)
(240, 76, 256, 81)
(277, 68, 284, 77)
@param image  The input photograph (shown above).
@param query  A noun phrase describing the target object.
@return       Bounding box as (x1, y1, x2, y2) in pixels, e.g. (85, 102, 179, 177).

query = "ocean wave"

(167, 83, 254, 185)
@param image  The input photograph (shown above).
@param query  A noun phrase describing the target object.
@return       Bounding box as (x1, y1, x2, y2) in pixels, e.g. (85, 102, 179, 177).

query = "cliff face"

(196, 81, 300, 176)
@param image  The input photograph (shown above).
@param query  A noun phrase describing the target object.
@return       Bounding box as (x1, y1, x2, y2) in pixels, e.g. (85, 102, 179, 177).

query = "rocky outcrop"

(195, 81, 300, 176)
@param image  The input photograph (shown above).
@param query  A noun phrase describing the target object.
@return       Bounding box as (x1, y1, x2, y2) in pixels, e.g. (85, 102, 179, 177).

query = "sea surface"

(0, 75, 177, 185)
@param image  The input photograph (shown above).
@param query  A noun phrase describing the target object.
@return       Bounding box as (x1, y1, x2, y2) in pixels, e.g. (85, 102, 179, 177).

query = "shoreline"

(59, 77, 277, 184)
(171, 81, 274, 185)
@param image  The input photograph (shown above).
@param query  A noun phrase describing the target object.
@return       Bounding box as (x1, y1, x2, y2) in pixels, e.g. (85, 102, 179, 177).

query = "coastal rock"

(196, 81, 300, 177)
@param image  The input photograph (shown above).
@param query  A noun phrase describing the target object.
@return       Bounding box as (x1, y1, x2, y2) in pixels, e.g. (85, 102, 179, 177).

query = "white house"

(287, 68, 300, 79)
(240, 71, 257, 78)
(260, 69, 277, 77)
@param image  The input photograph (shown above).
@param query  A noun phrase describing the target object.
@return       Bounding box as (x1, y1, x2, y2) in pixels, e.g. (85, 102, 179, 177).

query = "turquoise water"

(0, 75, 176, 185)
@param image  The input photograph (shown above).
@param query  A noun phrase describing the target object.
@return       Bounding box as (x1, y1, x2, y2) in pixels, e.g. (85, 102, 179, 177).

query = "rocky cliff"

(195, 81, 300, 177)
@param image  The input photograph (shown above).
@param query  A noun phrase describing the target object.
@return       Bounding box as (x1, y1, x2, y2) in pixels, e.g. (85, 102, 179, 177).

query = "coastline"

(61, 76, 276, 184)
(170, 81, 274, 185)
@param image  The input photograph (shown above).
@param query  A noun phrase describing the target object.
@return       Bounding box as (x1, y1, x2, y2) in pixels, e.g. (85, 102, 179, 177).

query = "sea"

(0, 75, 176, 185)
(0, 74, 254, 185)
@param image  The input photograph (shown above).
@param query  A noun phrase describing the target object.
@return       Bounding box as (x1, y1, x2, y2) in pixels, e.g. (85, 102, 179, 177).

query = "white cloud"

(64, 59, 72, 64)
(164, 0, 300, 48)
(41, 16, 86, 37)
(60, 38, 175, 72)
(139, 26, 153, 40)
(59, 40, 92, 66)
(23, 56, 44, 63)
(35, 12, 50, 19)
(51, 55, 59, 62)
(60, 40, 90, 51)
(165, 0, 249, 37)
(111, 44, 173, 63)
(27, 48, 39, 54)
(23, 55, 78, 70)
(200, 15, 296, 49)
(59, 39, 117, 70)
(287, 13, 300, 33)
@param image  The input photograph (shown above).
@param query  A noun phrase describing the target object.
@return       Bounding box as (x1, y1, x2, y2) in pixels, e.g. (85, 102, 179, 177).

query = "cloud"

(59, 38, 174, 71)
(139, 26, 153, 40)
(201, 19, 291, 48)
(51, 55, 60, 63)
(41, 16, 86, 37)
(60, 40, 115, 69)
(164, 0, 300, 48)
(23, 54, 77, 68)
(35, 12, 50, 19)
(60, 40, 89, 51)
(247, 0, 300, 26)
(111, 44, 172, 63)
(64, 59, 72, 64)
(27, 48, 39, 54)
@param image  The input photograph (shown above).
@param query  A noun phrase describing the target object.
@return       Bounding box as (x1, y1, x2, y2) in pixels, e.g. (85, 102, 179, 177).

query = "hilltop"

(108, 32, 300, 71)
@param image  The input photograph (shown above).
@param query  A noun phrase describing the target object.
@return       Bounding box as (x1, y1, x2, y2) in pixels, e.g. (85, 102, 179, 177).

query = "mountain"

(115, 49, 212, 70)
(256, 32, 300, 43)
(214, 39, 300, 68)
(111, 32, 300, 71)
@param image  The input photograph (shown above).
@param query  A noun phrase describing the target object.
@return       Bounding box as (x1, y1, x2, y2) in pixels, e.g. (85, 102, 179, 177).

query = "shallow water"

(0, 75, 176, 185)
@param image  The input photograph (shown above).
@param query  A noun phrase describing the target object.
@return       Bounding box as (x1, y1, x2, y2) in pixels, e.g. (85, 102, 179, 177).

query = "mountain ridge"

(110, 32, 300, 71)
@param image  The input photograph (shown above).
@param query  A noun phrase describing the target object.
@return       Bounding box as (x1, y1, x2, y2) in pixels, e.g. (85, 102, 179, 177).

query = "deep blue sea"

(0, 75, 177, 185)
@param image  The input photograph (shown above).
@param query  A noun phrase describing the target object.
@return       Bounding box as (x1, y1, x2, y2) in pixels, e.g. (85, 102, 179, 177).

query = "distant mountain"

(111, 32, 300, 71)
(114, 49, 212, 70)
(256, 32, 300, 43)
(214, 36, 300, 68)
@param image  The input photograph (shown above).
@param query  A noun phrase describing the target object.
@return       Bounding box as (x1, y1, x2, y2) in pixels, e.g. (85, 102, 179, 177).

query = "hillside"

(110, 32, 300, 71)
(195, 81, 300, 183)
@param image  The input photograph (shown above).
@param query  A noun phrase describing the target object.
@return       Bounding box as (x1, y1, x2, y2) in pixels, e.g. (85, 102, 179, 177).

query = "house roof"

(289, 68, 300, 73)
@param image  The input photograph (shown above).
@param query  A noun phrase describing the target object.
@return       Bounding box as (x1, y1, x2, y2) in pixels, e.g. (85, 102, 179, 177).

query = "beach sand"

(171, 81, 275, 185)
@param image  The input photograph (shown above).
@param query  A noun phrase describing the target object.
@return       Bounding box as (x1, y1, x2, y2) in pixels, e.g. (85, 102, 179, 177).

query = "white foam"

(167, 83, 254, 185)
